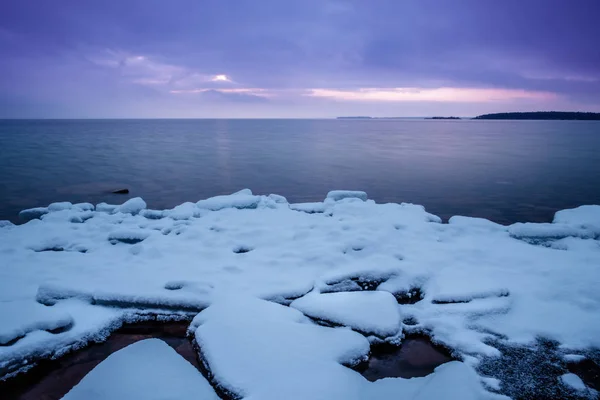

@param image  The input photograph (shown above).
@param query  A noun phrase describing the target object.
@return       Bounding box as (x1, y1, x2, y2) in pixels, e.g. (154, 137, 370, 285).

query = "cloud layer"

(1, 0, 599, 117)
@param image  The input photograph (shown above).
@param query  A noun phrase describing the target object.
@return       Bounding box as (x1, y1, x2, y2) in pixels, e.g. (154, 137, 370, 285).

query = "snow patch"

(62, 339, 219, 400)
(291, 291, 402, 338)
(326, 190, 368, 202)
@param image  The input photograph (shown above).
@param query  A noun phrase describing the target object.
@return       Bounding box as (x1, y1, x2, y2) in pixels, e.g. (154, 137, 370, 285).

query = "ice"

(193, 295, 490, 400)
(95, 202, 118, 213)
(165, 201, 202, 220)
(563, 354, 586, 362)
(326, 190, 368, 202)
(140, 209, 165, 219)
(197, 194, 262, 211)
(290, 291, 402, 338)
(107, 228, 151, 244)
(448, 215, 507, 231)
(113, 197, 147, 215)
(73, 202, 95, 211)
(36, 283, 211, 312)
(47, 202, 73, 212)
(0, 220, 14, 228)
(508, 222, 594, 240)
(0, 300, 73, 345)
(554, 204, 600, 228)
(1, 190, 600, 398)
(192, 295, 371, 399)
(268, 193, 288, 204)
(18, 207, 48, 220)
(559, 373, 587, 391)
(62, 339, 219, 400)
(0, 300, 123, 378)
(290, 201, 327, 213)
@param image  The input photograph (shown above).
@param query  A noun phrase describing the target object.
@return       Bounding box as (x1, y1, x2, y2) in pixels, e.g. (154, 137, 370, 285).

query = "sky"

(1, 0, 599, 118)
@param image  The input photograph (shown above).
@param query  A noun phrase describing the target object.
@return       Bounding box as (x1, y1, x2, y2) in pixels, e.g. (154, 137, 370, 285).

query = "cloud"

(307, 87, 558, 103)
(1, 0, 599, 117)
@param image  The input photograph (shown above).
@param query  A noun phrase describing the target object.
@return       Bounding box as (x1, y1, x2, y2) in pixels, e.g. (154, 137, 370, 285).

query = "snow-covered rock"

(62, 339, 219, 400)
(0, 190, 599, 399)
(113, 197, 147, 215)
(326, 190, 368, 202)
(290, 291, 402, 338)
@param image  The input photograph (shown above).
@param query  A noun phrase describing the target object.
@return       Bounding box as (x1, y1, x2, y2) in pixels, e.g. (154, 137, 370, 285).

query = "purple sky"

(1, 0, 599, 118)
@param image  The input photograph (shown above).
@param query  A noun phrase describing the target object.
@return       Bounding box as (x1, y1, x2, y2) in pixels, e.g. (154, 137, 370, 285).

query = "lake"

(1, 119, 599, 224)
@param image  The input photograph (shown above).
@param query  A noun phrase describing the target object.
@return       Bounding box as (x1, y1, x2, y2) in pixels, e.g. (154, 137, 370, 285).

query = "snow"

(62, 339, 219, 400)
(0, 220, 14, 228)
(290, 201, 327, 213)
(196, 190, 263, 211)
(192, 295, 370, 399)
(107, 228, 151, 244)
(268, 193, 288, 204)
(18, 207, 48, 220)
(1, 189, 599, 399)
(563, 354, 586, 362)
(559, 373, 587, 391)
(165, 201, 202, 220)
(113, 197, 147, 215)
(192, 295, 491, 400)
(553, 204, 600, 227)
(73, 202, 95, 211)
(290, 291, 402, 338)
(326, 190, 368, 202)
(95, 202, 118, 213)
(47, 202, 73, 212)
(508, 222, 594, 240)
(0, 300, 73, 345)
(368, 362, 493, 400)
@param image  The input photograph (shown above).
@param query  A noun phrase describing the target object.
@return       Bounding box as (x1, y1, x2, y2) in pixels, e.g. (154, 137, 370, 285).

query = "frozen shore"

(1, 189, 599, 399)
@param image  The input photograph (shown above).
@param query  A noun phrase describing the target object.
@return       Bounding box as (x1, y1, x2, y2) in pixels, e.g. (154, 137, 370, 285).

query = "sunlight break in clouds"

(307, 87, 559, 103)
(211, 74, 232, 82)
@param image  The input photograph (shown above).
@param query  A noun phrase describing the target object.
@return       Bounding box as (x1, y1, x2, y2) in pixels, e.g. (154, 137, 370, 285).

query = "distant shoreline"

(337, 112, 600, 121)
(473, 112, 600, 120)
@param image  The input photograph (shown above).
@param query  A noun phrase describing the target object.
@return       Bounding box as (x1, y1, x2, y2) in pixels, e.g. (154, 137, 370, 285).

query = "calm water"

(1, 119, 600, 224)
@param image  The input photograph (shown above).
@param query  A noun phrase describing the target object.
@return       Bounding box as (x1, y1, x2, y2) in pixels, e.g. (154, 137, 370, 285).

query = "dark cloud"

(0, 0, 598, 117)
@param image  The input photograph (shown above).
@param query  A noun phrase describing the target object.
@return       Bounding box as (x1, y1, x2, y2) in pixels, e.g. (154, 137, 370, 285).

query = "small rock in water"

(112, 188, 129, 194)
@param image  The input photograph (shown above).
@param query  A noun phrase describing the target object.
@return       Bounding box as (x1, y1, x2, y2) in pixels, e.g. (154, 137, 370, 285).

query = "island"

(474, 111, 600, 120)
(426, 116, 461, 120)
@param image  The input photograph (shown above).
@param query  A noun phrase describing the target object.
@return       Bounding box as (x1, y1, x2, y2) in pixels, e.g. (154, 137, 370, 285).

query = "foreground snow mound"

(290, 291, 402, 339)
(192, 295, 371, 399)
(367, 361, 491, 400)
(193, 295, 489, 400)
(62, 339, 219, 400)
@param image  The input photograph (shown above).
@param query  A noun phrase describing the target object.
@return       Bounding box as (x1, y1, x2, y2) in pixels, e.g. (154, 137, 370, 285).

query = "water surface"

(1, 119, 599, 224)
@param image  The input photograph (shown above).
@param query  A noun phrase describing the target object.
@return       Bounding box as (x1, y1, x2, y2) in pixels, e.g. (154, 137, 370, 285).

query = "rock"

(112, 188, 129, 194)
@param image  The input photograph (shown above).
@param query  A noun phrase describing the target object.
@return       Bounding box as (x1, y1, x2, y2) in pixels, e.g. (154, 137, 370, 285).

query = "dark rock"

(567, 357, 600, 391)
(393, 287, 424, 304)
(112, 188, 129, 194)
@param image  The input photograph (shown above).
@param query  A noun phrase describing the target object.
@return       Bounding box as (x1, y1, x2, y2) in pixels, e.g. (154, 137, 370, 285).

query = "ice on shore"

(290, 291, 402, 338)
(326, 190, 368, 202)
(1, 191, 599, 399)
